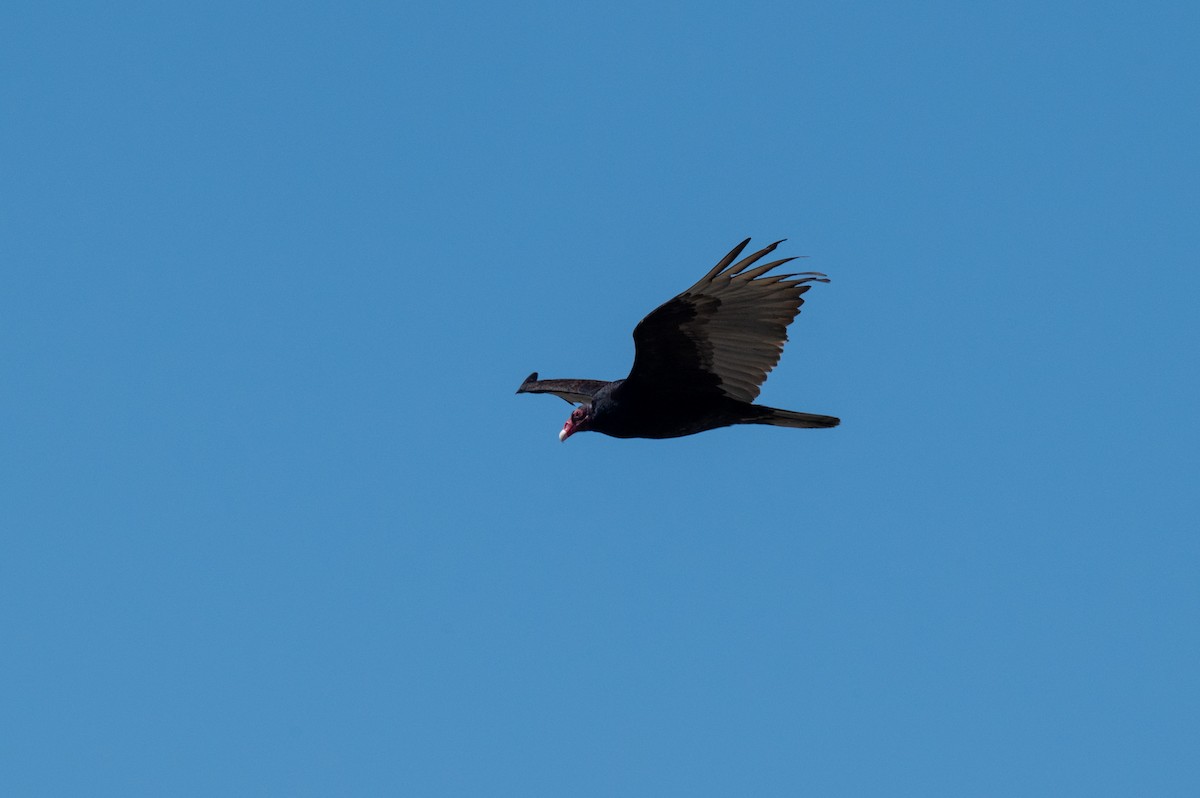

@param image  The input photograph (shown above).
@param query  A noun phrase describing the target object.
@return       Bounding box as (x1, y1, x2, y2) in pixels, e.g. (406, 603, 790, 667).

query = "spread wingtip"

(516, 372, 539, 393)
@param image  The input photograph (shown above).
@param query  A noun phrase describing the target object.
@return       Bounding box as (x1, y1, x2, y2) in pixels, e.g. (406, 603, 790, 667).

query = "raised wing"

(625, 239, 829, 403)
(515, 372, 610, 405)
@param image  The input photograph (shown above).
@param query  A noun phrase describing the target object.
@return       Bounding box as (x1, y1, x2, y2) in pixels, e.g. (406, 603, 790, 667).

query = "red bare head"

(559, 405, 591, 442)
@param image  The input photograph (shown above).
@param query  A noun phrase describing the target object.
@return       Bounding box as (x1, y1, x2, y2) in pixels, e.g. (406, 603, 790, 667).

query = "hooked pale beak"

(559, 419, 577, 442)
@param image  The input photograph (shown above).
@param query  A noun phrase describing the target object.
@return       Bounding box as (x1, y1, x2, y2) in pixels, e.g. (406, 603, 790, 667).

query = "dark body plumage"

(517, 239, 840, 441)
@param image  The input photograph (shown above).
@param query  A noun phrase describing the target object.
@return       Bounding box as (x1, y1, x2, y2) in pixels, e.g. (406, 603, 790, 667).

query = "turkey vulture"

(517, 238, 840, 441)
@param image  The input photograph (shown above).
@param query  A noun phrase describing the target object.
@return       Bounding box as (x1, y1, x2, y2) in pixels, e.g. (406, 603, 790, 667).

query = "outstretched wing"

(515, 372, 610, 405)
(624, 239, 829, 403)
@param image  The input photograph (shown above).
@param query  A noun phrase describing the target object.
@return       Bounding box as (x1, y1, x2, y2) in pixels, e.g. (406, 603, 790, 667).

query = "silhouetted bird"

(517, 239, 840, 441)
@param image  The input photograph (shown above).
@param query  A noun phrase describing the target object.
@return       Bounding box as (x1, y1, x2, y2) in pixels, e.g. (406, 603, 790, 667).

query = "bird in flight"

(517, 238, 840, 441)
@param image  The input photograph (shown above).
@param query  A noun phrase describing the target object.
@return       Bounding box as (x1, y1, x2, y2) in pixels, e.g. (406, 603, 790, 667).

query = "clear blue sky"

(3, 2, 1198, 795)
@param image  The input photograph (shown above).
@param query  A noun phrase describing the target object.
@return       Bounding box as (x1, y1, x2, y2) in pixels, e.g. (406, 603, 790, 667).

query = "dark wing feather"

(625, 239, 829, 403)
(515, 372, 610, 405)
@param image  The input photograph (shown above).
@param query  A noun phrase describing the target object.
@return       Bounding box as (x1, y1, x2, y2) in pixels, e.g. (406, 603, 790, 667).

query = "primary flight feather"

(517, 238, 840, 441)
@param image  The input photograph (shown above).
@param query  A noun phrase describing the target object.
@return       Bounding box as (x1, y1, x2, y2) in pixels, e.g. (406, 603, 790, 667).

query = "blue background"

(3, 2, 1198, 795)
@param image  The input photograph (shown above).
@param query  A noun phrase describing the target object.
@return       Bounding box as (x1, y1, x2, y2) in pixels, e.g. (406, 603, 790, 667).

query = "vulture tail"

(750, 406, 840, 429)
